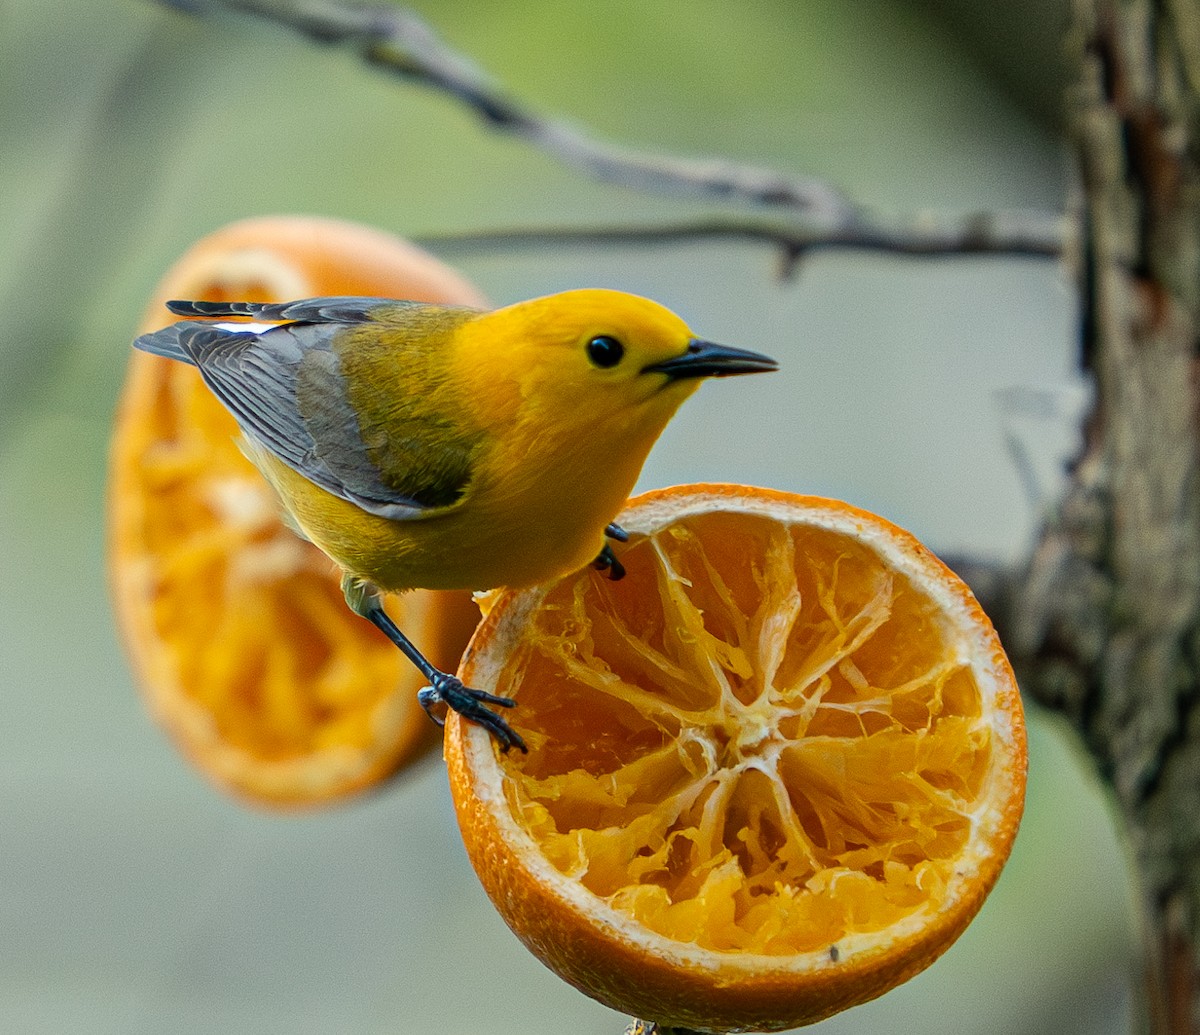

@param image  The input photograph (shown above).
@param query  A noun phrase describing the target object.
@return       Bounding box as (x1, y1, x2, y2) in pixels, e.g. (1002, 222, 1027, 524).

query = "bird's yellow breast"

(255, 378, 684, 593)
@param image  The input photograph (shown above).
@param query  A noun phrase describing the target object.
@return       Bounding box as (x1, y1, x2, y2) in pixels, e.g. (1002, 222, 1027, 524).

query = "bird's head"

(459, 288, 776, 432)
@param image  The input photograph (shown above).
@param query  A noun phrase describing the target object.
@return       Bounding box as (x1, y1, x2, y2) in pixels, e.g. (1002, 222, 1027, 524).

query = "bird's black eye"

(586, 335, 625, 368)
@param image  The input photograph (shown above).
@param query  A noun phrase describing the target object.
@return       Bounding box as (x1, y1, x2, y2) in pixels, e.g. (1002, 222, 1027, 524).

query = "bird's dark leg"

(594, 522, 629, 580)
(341, 576, 527, 753)
(593, 542, 626, 581)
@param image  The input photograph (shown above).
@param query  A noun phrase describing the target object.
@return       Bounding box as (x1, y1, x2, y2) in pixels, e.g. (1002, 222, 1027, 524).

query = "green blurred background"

(0, 0, 1133, 1032)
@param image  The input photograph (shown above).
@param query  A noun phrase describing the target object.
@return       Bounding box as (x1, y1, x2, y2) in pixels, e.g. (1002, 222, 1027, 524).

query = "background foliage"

(0, 0, 1131, 1031)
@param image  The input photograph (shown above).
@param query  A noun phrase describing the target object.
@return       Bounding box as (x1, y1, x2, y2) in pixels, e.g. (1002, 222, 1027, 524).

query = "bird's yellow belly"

(254, 404, 660, 594)
(270, 459, 613, 593)
(324, 501, 606, 592)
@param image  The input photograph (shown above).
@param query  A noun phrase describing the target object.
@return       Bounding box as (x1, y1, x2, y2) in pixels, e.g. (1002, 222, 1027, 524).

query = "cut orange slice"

(446, 484, 1026, 1031)
(109, 216, 486, 808)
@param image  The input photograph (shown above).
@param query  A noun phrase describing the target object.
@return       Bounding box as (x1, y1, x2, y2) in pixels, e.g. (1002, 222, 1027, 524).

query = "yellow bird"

(133, 289, 776, 751)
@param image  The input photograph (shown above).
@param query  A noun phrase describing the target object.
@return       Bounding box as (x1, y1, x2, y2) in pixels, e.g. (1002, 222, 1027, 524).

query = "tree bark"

(1014, 0, 1200, 1030)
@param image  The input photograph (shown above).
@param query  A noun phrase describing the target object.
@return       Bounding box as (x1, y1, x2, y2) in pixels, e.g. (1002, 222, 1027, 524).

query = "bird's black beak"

(642, 339, 778, 380)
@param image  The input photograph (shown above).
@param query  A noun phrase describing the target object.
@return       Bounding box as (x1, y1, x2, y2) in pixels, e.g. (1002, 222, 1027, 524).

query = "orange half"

(446, 484, 1026, 1031)
(109, 216, 485, 808)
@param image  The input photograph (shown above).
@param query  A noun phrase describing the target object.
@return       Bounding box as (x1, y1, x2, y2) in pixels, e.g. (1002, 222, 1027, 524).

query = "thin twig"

(153, 0, 1068, 261)
(156, 0, 849, 218)
(415, 213, 1067, 269)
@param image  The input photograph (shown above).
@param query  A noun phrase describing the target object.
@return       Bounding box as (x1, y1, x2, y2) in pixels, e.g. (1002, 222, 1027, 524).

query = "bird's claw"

(593, 542, 626, 581)
(605, 522, 629, 543)
(418, 674, 527, 753)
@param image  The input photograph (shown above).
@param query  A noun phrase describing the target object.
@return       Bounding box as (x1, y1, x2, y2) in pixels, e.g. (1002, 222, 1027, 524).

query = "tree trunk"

(1013, 0, 1200, 1030)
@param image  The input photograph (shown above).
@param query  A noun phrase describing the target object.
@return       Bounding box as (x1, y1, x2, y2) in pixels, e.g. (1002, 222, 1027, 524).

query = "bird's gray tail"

(131, 322, 207, 364)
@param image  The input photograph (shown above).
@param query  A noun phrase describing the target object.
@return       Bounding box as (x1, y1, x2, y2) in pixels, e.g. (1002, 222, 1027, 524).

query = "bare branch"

(157, 0, 851, 218)
(416, 213, 1067, 269)
(153, 0, 1068, 261)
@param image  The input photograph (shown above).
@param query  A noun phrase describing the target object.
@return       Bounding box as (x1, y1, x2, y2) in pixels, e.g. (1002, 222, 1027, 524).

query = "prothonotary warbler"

(133, 288, 777, 751)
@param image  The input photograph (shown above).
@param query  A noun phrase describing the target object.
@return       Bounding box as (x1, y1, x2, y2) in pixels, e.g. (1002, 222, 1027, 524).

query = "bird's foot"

(605, 522, 629, 543)
(592, 542, 626, 581)
(418, 674, 528, 753)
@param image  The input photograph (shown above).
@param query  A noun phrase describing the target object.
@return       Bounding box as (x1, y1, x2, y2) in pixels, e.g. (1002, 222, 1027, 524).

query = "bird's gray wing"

(164, 318, 433, 520)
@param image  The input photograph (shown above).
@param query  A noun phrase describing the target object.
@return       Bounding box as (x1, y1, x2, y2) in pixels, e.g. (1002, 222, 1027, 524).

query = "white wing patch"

(214, 322, 277, 334)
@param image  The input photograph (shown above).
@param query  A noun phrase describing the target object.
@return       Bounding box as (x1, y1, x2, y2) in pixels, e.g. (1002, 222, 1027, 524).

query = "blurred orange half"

(109, 215, 484, 808)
